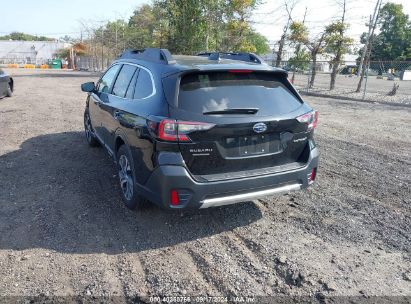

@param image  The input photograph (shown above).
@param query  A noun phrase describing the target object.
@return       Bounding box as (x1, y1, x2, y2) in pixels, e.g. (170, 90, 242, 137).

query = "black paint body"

(83, 55, 319, 209)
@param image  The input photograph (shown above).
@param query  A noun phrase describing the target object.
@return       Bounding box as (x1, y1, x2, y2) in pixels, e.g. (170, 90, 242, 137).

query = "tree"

(0, 32, 54, 41)
(275, 0, 298, 67)
(288, 49, 310, 83)
(223, 0, 260, 52)
(325, 0, 353, 90)
(247, 31, 270, 54)
(76, 0, 269, 66)
(129, 4, 155, 34)
(150, 0, 266, 54)
(289, 21, 328, 88)
(371, 3, 411, 61)
(287, 7, 307, 83)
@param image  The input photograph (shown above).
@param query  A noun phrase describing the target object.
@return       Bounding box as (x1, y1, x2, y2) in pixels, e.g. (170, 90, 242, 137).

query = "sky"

(1, 0, 411, 47)
(0, 0, 147, 37)
(254, 0, 411, 48)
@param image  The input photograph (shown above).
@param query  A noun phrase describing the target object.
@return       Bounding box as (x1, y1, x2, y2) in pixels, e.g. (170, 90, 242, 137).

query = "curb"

(299, 90, 411, 109)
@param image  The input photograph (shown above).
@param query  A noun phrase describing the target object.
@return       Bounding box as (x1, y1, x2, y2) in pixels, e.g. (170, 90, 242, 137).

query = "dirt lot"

(0, 69, 410, 301)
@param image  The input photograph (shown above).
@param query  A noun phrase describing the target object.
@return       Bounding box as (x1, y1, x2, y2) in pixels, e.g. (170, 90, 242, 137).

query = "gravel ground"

(0, 69, 410, 302)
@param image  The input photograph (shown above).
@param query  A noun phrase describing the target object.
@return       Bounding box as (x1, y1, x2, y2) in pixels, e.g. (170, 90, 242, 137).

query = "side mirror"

(81, 82, 95, 93)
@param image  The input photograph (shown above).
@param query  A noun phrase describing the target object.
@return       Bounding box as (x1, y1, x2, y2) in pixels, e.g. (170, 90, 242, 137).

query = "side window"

(97, 65, 121, 94)
(134, 68, 154, 99)
(112, 64, 138, 98)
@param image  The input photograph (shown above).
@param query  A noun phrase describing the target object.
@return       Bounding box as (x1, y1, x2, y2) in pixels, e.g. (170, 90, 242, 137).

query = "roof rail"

(197, 52, 264, 64)
(118, 48, 176, 65)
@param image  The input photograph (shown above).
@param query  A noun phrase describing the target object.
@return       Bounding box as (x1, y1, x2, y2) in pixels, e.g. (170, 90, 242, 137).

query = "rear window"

(178, 72, 302, 116)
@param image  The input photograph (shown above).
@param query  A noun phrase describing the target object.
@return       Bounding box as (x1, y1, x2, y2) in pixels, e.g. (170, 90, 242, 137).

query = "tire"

(84, 109, 99, 147)
(117, 144, 147, 210)
(6, 82, 12, 97)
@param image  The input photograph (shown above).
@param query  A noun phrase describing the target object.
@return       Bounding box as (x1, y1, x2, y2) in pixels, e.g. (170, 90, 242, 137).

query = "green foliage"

(325, 21, 353, 62)
(0, 32, 54, 41)
(288, 50, 310, 71)
(289, 22, 309, 45)
(371, 3, 411, 61)
(246, 31, 270, 54)
(87, 1, 269, 56)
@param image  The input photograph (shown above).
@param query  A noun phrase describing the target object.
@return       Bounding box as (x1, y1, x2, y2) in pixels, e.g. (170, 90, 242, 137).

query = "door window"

(97, 64, 121, 94)
(125, 69, 139, 99)
(112, 64, 138, 98)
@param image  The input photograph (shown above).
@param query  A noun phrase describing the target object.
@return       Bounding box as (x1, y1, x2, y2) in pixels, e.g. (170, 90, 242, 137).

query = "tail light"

(151, 119, 215, 142)
(296, 110, 318, 131)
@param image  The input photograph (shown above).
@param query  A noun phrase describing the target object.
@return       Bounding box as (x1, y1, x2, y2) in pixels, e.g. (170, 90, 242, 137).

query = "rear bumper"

(140, 147, 319, 209)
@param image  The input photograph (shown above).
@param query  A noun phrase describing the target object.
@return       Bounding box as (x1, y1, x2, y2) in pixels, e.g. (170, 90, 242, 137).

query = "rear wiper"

(203, 108, 259, 115)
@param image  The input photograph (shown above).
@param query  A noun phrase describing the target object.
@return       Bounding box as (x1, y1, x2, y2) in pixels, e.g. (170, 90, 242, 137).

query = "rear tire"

(6, 82, 12, 97)
(117, 145, 147, 210)
(84, 109, 99, 147)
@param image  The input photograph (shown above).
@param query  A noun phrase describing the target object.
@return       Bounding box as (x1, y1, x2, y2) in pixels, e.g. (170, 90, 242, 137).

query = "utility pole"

(357, 0, 380, 76)
(101, 27, 104, 70)
(356, 0, 382, 92)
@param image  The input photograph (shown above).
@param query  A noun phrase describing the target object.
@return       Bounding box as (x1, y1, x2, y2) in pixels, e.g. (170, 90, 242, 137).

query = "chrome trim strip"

(200, 183, 302, 208)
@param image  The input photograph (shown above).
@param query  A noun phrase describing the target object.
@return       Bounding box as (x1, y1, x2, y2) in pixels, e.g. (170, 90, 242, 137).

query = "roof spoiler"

(197, 52, 265, 64)
(118, 48, 176, 65)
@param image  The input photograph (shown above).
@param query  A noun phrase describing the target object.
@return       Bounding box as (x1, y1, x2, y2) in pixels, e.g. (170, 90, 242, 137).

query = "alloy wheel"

(118, 154, 133, 200)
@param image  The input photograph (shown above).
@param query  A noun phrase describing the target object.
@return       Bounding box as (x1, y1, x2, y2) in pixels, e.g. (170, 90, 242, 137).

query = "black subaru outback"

(81, 49, 319, 210)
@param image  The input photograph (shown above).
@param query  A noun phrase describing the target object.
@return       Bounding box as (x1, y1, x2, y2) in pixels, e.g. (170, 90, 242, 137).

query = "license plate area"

(220, 134, 282, 158)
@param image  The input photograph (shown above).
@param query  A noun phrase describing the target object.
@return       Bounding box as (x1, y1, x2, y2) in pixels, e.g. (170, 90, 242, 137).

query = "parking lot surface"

(0, 69, 410, 299)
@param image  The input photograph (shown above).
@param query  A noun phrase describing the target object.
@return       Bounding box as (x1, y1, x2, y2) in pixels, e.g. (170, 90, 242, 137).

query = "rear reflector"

(308, 168, 317, 184)
(171, 190, 180, 206)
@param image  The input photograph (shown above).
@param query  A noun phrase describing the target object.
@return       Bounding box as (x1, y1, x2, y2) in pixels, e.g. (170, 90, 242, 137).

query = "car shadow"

(0, 132, 262, 254)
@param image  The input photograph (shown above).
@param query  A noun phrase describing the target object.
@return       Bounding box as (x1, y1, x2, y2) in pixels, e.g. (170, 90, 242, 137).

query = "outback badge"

(253, 122, 267, 133)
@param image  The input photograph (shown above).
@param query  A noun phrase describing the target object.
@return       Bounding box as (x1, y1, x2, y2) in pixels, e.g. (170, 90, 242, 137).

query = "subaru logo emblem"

(253, 122, 267, 133)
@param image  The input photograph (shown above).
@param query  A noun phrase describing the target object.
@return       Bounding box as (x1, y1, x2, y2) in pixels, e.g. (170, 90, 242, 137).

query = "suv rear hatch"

(165, 70, 315, 180)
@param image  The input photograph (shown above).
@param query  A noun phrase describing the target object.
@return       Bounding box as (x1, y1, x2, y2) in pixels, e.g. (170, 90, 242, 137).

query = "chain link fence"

(75, 56, 112, 72)
(271, 60, 411, 104)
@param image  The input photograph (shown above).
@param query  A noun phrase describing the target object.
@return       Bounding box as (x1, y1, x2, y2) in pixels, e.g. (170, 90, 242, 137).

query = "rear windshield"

(178, 72, 302, 116)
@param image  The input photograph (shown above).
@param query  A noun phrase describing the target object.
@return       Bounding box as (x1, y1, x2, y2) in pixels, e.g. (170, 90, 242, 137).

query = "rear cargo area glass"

(178, 72, 302, 116)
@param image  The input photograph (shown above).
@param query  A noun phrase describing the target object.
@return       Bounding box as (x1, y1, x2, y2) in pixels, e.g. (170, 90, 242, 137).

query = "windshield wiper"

(203, 108, 259, 115)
